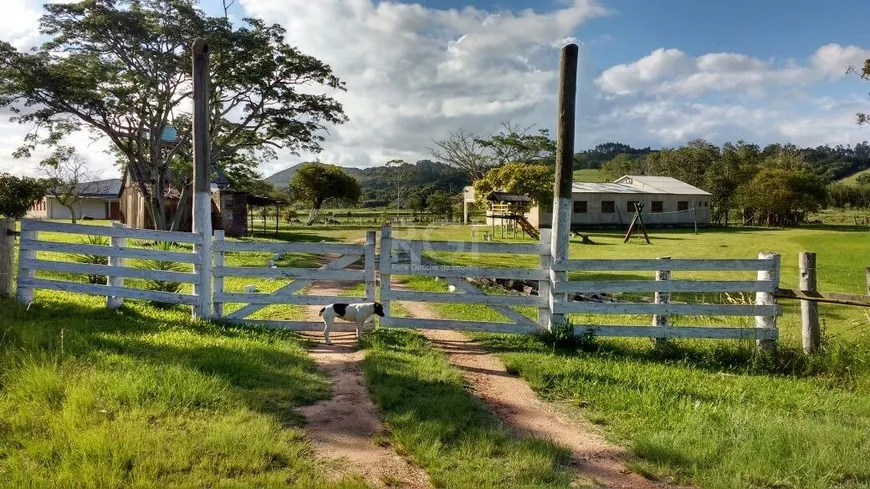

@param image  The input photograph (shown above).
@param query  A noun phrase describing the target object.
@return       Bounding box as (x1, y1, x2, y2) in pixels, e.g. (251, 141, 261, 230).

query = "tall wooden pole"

(192, 39, 213, 320)
(0, 219, 15, 298)
(548, 43, 578, 332)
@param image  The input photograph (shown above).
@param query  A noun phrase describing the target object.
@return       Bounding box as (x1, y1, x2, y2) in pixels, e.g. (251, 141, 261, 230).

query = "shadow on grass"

(2, 297, 330, 426)
(477, 329, 870, 382)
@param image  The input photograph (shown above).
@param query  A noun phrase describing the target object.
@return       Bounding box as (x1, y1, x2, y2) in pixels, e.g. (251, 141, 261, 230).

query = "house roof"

(57, 179, 122, 198)
(486, 191, 532, 203)
(572, 175, 711, 196)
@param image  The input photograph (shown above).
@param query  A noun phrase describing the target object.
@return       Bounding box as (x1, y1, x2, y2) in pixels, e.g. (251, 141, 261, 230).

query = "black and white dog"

(317, 302, 385, 345)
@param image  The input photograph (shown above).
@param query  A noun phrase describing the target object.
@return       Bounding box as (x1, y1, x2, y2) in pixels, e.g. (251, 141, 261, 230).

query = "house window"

(678, 201, 689, 211)
(573, 201, 587, 213)
(601, 201, 615, 213)
(627, 201, 641, 213)
(651, 201, 663, 213)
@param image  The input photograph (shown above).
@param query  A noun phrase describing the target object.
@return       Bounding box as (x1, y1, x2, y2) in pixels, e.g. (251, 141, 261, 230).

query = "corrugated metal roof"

(572, 182, 648, 194)
(615, 175, 712, 195)
(66, 179, 122, 197)
(571, 175, 711, 196)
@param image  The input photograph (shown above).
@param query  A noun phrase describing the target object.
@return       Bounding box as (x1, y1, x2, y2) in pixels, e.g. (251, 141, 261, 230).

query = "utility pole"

(548, 43, 578, 331)
(192, 39, 213, 320)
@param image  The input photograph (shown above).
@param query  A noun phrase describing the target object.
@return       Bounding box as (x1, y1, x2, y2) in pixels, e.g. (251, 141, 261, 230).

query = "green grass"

(837, 167, 870, 185)
(360, 329, 576, 488)
(572, 168, 609, 182)
(0, 293, 369, 488)
(471, 333, 870, 489)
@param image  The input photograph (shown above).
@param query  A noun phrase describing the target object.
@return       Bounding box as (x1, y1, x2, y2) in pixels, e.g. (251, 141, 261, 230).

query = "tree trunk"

(64, 205, 77, 224)
(306, 199, 323, 225)
(170, 184, 192, 231)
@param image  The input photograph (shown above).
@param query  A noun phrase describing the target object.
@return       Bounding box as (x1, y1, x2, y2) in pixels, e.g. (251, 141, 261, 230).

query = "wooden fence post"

(755, 252, 780, 351)
(379, 225, 392, 323)
(653, 256, 671, 345)
(866, 267, 869, 295)
(548, 43, 578, 332)
(0, 218, 15, 298)
(191, 39, 212, 320)
(538, 228, 552, 331)
(106, 222, 126, 309)
(799, 252, 820, 354)
(16, 219, 36, 305)
(213, 230, 225, 318)
(365, 230, 376, 304)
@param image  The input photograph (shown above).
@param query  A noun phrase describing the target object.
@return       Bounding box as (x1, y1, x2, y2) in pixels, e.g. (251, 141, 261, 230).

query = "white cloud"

(3, 0, 870, 180)
(597, 43, 870, 98)
(0, 0, 40, 49)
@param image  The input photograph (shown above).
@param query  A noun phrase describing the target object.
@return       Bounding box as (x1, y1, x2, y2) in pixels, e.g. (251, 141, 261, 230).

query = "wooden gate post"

(191, 39, 212, 320)
(379, 225, 392, 323)
(0, 218, 15, 298)
(548, 43, 578, 332)
(799, 252, 820, 354)
(653, 256, 671, 345)
(755, 252, 780, 352)
(365, 230, 376, 303)
(16, 220, 36, 305)
(213, 230, 225, 318)
(106, 222, 126, 309)
(537, 228, 552, 331)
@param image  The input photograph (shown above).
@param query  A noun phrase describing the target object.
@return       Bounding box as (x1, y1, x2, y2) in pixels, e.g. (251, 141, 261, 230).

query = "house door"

(109, 202, 120, 220)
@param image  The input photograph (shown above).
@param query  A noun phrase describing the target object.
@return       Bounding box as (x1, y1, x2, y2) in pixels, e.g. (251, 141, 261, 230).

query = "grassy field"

(4, 218, 869, 488)
(386, 224, 870, 488)
(573, 168, 609, 182)
(838, 167, 870, 185)
(0, 293, 369, 488)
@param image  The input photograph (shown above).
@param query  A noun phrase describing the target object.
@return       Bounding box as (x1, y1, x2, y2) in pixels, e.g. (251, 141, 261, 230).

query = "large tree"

(0, 0, 346, 230)
(288, 163, 360, 225)
(476, 121, 556, 165)
(473, 162, 553, 206)
(428, 128, 492, 181)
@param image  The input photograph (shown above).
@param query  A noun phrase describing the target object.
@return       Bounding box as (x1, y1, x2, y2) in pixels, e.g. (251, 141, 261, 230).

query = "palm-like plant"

(136, 241, 186, 302)
(75, 235, 109, 284)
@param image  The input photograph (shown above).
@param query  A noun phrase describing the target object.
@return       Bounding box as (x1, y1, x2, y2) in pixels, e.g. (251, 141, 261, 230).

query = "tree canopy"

(288, 163, 360, 224)
(0, 173, 46, 219)
(0, 0, 347, 229)
(472, 163, 553, 206)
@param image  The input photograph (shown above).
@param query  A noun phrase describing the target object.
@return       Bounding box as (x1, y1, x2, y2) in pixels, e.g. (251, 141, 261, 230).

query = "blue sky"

(3, 0, 870, 177)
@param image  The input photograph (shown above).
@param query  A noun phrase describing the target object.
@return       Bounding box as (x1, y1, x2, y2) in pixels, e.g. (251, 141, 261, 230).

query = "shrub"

(136, 241, 186, 306)
(74, 235, 109, 284)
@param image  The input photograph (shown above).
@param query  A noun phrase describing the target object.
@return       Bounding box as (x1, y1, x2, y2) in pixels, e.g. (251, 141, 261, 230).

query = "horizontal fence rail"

(213, 240, 365, 255)
(16, 220, 201, 309)
(554, 280, 776, 294)
(553, 258, 777, 272)
(390, 264, 547, 281)
(385, 289, 545, 307)
(391, 238, 546, 255)
(213, 267, 365, 280)
(22, 220, 203, 244)
(574, 325, 778, 340)
(553, 302, 781, 316)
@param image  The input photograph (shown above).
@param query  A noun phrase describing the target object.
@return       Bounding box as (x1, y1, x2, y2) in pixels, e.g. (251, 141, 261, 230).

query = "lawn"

(0, 292, 369, 488)
(4, 219, 870, 488)
(386, 224, 870, 488)
(573, 168, 609, 182)
(360, 329, 574, 488)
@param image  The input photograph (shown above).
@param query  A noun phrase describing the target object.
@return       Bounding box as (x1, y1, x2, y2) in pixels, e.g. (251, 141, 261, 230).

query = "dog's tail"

(318, 307, 325, 317)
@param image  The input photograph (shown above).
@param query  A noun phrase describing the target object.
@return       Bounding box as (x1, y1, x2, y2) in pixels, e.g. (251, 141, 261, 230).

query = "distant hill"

(264, 160, 470, 203)
(265, 163, 366, 188)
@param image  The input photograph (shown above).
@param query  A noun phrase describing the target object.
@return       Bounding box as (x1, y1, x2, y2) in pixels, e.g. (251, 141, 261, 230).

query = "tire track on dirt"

(392, 286, 684, 489)
(298, 280, 430, 489)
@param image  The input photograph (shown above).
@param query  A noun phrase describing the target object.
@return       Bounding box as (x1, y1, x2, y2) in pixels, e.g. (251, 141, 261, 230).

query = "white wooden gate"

(212, 230, 376, 331)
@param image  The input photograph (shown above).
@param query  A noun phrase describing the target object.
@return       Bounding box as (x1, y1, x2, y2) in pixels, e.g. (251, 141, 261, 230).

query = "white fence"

(16, 220, 203, 309)
(13, 220, 783, 345)
(211, 230, 376, 332)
